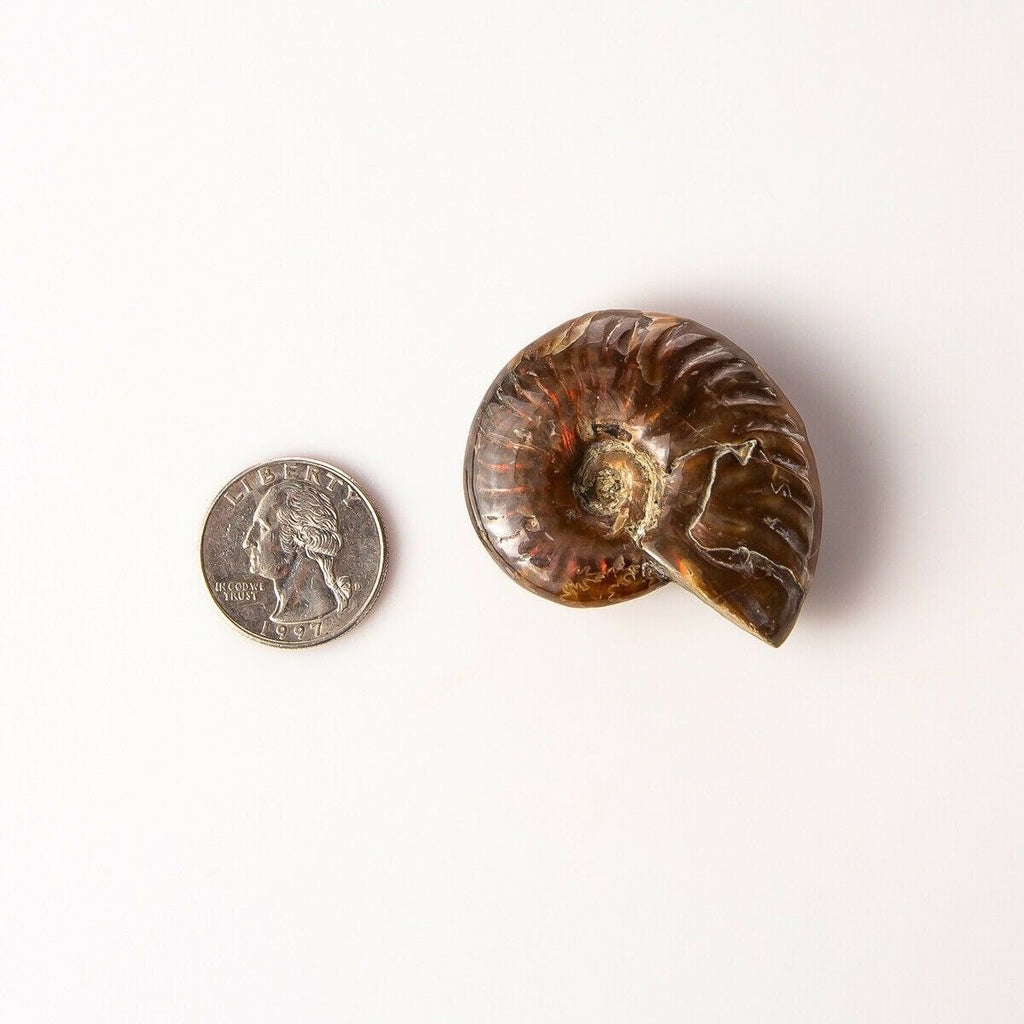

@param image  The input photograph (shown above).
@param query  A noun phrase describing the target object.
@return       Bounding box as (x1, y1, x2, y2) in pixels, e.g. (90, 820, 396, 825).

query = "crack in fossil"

(684, 438, 803, 591)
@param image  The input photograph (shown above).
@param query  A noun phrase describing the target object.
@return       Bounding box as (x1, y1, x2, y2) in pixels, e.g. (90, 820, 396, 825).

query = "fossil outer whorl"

(464, 310, 822, 646)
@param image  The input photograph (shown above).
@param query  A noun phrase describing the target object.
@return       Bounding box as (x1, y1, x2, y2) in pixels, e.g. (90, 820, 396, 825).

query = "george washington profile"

(242, 481, 352, 623)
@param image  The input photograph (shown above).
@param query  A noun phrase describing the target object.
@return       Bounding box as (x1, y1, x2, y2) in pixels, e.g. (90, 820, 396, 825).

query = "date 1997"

(260, 619, 324, 643)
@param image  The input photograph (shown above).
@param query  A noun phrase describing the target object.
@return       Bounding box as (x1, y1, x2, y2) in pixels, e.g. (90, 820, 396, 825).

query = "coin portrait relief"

(201, 459, 387, 647)
(243, 481, 353, 623)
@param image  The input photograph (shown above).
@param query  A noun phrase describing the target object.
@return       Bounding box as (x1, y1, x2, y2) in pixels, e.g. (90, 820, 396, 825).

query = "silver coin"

(201, 458, 388, 648)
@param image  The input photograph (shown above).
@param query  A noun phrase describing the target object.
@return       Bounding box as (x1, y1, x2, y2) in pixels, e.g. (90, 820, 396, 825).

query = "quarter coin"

(201, 458, 388, 647)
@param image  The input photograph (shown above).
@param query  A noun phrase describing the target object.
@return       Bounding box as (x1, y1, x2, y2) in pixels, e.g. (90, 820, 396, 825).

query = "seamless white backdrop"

(1, 2, 1022, 1021)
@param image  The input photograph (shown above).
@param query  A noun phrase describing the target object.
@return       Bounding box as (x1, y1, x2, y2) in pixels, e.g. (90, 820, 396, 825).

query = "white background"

(2, 2, 1022, 1020)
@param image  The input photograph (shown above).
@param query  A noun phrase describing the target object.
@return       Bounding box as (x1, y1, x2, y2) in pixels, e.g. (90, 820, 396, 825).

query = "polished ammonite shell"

(463, 310, 822, 646)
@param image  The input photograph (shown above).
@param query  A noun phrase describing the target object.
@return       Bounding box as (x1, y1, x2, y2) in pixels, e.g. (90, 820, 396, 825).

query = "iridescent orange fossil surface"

(464, 310, 822, 646)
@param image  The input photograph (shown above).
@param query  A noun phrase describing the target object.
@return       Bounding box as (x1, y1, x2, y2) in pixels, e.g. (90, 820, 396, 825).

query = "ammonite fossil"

(464, 310, 822, 646)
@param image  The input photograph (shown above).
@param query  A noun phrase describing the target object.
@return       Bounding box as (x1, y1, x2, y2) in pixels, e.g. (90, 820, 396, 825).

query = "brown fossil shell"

(464, 310, 822, 646)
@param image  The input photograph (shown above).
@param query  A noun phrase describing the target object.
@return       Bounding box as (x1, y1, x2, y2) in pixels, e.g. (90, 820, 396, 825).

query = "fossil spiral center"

(573, 435, 663, 541)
